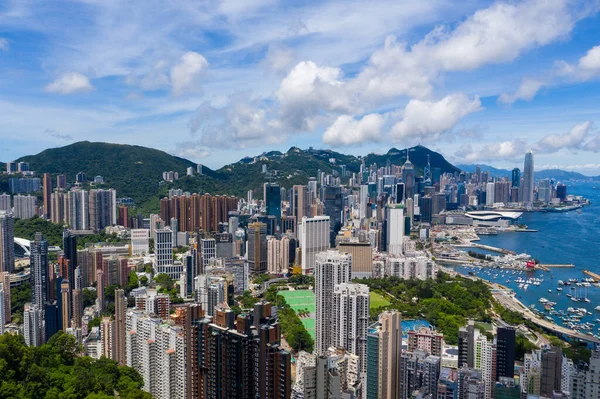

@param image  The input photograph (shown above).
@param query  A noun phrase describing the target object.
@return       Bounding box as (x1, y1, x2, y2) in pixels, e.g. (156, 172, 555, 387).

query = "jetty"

(539, 264, 575, 268)
(583, 269, 600, 282)
(456, 243, 516, 255)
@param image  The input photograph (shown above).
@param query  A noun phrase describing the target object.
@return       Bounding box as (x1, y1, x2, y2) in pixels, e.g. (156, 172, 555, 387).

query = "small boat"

(548, 289, 552, 293)
(557, 288, 563, 291)
(595, 306, 600, 312)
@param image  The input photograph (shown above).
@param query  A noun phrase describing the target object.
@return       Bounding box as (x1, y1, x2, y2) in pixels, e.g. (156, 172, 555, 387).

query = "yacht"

(595, 306, 600, 312)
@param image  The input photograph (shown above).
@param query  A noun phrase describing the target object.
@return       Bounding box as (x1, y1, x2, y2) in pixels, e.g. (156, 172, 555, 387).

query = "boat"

(595, 306, 600, 312)
(539, 298, 549, 304)
(571, 297, 579, 302)
(548, 289, 552, 293)
(557, 287, 563, 291)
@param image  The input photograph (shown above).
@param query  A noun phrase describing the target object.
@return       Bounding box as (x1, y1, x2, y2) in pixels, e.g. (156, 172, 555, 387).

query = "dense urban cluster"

(0, 149, 598, 399)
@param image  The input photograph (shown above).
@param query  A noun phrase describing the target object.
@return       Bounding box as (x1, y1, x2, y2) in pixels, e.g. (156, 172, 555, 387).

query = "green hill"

(13, 141, 461, 214)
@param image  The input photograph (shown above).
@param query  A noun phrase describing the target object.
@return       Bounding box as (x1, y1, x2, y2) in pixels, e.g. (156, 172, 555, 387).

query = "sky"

(1, 0, 600, 174)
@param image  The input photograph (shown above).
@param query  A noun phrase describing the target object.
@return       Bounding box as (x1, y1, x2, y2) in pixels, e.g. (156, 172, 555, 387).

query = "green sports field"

(279, 290, 315, 339)
(370, 291, 390, 309)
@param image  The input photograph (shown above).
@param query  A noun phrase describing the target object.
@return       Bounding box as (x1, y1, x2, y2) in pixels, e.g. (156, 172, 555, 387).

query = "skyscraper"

(292, 185, 310, 226)
(511, 168, 520, 187)
(89, 188, 117, 231)
(247, 222, 267, 274)
(402, 151, 415, 199)
(386, 205, 404, 255)
(522, 151, 534, 205)
(300, 216, 330, 275)
(68, 189, 89, 230)
(0, 212, 15, 273)
(0, 283, 4, 335)
(63, 230, 77, 292)
(30, 232, 49, 309)
(24, 303, 43, 347)
(43, 173, 52, 219)
(264, 182, 281, 218)
(322, 186, 342, 245)
(315, 250, 351, 354)
(496, 326, 516, 381)
(1, 272, 10, 324)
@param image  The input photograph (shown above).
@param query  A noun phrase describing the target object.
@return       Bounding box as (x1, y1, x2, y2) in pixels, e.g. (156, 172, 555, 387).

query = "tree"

(83, 288, 97, 308)
(140, 276, 149, 287)
(154, 273, 174, 291)
(127, 271, 139, 293)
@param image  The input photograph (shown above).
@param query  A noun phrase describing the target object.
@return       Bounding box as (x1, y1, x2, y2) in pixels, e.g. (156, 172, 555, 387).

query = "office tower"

(267, 236, 282, 273)
(315, 250, 351, 354)
(367, 311, 402, 399)
(1, 272, 10, 323)
(407, 327, 444, 356)
(332, 283, 369, 376)
(322, 186, 342, 245)
(399, 350, 441, 398)
(130, 229, 150, 256)
(538, 179, 552, 203)
(0, 212, 15, 273)
(395, 182, 405, 203)
(338, 241, 372, 280)
(200, 238, 216, 270)
(63, 230, 77, 291)
(473, 334, 495, 399)
(402, 152, 415, 199)
(114, 289, 127, 366)
(485, 182, 495, 206)
(89, 188, 116, 231)
(359, 184, 369, 219)
(511, 168, 520, 187)
(247, 222, 267, 274)
(458, 320, 475, 368)
(300, 216, 330, 275)
(522, 151, 534, 205)
(264, 182, 281, 218)
(496, 326, 516, 381)
(13, 194, 37, 219)
(24, 303, 43, 347)
(386, 205, 404, 255)
(153, 228, 175, 276)
(30, 232, 49, 309)
(292, 185, 310, 225)
(43, 173, 52, 219)
(118, 205, 129, 227)
(68, 189, 89, 230)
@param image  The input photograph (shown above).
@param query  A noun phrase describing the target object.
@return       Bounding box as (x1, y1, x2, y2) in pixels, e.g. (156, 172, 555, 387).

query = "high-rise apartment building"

(386, 205, 404, 255)
(89, 188, 116, 231)
(24, 303, 43, 347)
(0, 212, 15, 273)
(367, 311, 402, 399)
(51, 191, 67, 224)
(292, 185, 310, 226)
(496, 326, 516, 381)
(114, 289, 127, 366)
(68, 189, 89, 230)
(130, 229, 150, 256)
(399, 349, 441, 398)
(407, 327, 444, 356)
(0, 283, 4, 335)
(30, 232, 49, 309)
(0, 193, 10, 212)
(13, 194, 37, 219)
(43, 173, 52, 219)
(1, 272, 10, 324)
(315, 250, 351, 354)
(300, 216, 330, 275)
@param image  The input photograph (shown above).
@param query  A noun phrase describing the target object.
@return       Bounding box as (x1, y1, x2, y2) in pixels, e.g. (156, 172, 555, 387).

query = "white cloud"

(533, 121, 594, 153)
(45, 72, 94, 94)
(391, 93, 482, 142)
(174, 142, 211, 160)
(558, 44, 600, 81)
(170, 52, 208, 96)
(0, 38, 8, 51)
(498, 78, 545, 104)
(262, 44, 294, 73)
(322, 114, 384, 146)
(455, 139, 527, 162)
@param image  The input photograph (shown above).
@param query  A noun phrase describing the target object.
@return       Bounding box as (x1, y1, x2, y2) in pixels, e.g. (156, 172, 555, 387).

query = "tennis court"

(279, 290, 315, 313)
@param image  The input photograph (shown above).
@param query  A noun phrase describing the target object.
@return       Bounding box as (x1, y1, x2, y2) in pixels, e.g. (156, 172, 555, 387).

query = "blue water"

(453, 182, 600, 335)
(401, 320, 433, 338)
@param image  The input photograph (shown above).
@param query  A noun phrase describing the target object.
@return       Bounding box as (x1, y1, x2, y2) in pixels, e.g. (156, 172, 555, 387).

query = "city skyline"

(1, 1, 600, 173)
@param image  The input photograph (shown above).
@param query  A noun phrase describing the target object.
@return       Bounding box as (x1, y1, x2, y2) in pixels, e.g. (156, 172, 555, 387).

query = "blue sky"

(1, 0, 600, 174)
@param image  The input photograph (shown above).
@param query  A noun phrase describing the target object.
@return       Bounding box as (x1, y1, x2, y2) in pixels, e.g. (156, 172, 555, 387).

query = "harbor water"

(453, 182, 600, 337)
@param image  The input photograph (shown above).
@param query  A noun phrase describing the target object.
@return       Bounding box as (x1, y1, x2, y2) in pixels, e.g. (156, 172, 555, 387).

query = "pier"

(456, 243, 516, 255)
(539, 264, 575, 268)
(583, 269, 600, 282)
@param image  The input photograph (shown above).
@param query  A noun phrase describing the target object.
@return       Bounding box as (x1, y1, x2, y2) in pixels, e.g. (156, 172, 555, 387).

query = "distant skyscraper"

(264, 182, 281, 218)
(13, 194, 37, 219)
(386, 205, 404, 255)
(24, 303, 43, 347)
(1, 272, 10, 324)
(292, 185, 310, 226)
(68, 189, 89, 230)
(300, 216, 330, 275)
(89, 188, 117, 231)
(511, 168, 520, 187)
(0, 212, 15, 273)
(63, 230, 77, 292)
(247, 222, 268, 274)
(322, 186, 342, 246)
(0, 283, 4, 335)
(56, 174, 67, 190)
(522, 151, 534, 205)
(43, 173, 52, 219)
(30, 233, 49, 309)
(402, 151, 415, 199)
(315, 250, 351, 354)
(115, 289, 127, 366)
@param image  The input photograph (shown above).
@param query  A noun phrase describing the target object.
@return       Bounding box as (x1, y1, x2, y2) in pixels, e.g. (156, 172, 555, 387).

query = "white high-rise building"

(200, 238, 216, 270)
(23, 303, 42, 347)
(13, 194, 37, 219)
(315, 250, 352, 354)
(359, 185, 369, 219)
(131, 229, 150, 256)
(385, 255, 437, 280)
(194, 274, 225, 316)
(153, 228, 178, 277)
(474, 333, 495, 399)
(301, 216, 330, 275)
(486, 182, 495, 207)
(280, 235, 290, 270)
(68, 189, 89, 230)
(386, 205, 404, 255)
(267, 236, 281, 273)
(332, 283, 370, 377)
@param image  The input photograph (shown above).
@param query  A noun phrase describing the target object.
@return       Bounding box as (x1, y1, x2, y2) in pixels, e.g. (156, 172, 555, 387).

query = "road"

(252, 278, 289, 296)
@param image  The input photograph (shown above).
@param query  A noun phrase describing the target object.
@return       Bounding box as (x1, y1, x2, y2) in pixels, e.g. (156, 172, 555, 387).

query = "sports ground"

(279, 290, 316, 339)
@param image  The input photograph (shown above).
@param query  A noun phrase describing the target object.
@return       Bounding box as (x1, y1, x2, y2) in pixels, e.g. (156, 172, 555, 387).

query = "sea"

(452, 182, 600, 336)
